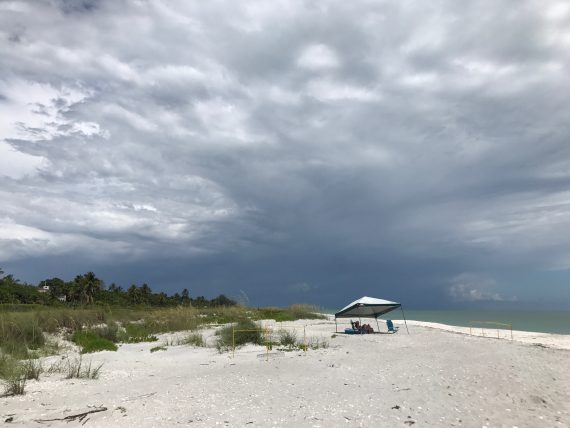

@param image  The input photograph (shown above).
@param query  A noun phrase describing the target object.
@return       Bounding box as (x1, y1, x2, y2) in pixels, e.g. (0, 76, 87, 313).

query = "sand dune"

(2, 319, 569, 427)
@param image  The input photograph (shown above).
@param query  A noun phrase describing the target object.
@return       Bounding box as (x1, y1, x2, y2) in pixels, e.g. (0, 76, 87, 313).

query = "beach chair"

(386, 319, 399, 333)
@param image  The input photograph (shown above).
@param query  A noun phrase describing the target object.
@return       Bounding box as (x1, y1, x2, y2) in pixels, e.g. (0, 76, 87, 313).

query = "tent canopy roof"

(335, 296, 401, 319)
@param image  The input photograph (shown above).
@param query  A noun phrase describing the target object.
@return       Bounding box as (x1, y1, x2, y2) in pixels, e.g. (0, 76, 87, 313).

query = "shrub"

(71, 330, 118, 353)
(179, 332, 205, 347)
(150, 346, 167, 353)
(278, 329, 297, 348)
(216, 319, 263, 352)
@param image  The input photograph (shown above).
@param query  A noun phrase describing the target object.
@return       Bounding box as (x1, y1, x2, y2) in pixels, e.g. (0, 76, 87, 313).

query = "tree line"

(0, 268, 236, 307)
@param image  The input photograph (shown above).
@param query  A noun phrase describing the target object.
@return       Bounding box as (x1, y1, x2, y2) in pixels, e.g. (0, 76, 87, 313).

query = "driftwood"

(35, 406, 107, 424)
(123, 391, 157, 402)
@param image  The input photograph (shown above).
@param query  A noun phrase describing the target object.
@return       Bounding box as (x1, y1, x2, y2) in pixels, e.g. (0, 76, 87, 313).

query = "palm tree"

(74, 272, 103, 304)
(140, 283, 152, 304)
(181, 288, 191, 306)
(127, 284, 141, 305)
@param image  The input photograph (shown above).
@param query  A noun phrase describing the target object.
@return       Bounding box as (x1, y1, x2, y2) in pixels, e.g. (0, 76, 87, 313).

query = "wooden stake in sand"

(35, 406, 107, 424)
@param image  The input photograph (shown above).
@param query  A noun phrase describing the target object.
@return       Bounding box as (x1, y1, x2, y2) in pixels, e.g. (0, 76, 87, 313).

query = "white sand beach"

(2, 319, 569, 427)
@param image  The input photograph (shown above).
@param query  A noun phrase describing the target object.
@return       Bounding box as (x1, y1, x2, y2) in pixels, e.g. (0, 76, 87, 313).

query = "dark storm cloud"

(1, 0, 570, 308)
(57, 0, 100, 14)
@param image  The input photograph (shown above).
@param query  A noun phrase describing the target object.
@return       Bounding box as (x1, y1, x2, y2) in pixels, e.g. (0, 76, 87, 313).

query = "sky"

(1, 0, 569, 310)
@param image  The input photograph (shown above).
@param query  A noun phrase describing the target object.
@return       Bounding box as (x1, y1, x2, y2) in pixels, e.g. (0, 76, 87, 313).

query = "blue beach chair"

(386, 319, 399, 333)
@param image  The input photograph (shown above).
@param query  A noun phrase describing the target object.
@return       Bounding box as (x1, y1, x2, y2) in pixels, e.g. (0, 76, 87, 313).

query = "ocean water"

(326, 310, 570, 335)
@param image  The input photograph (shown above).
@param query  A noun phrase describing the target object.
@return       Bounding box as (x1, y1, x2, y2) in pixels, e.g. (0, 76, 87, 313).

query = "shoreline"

(325, 315, 570, 351)
(397, 320, 570, 351)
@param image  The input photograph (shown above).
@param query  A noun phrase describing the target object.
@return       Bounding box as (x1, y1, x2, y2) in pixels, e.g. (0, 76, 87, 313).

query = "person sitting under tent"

(362, 323, 374, 334)
(346, 320, 361, 334)
(334, 296, 409, 335)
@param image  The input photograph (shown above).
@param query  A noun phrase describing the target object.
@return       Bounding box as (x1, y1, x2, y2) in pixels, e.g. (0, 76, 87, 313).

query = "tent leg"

(375, 316, 380, 333)
(400, 306, 410, 334)
(335, 318, 338, 333)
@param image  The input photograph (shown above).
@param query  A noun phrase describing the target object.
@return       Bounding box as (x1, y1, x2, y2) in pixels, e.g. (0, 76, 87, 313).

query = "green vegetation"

(90, 322, 120, 343)
(119, 323, 159, 343)
(150, 346, 167, 353)
(0, 354, 20, 381)
(2, 375, 26, 397)
(0, 304, 323, 359)
(0, 267, 237, 308)
(0, 313, 45, 359)
(216, 319, 263, 352)
(308, 336, 329, 350)
(71, 330, 118, 353)
(0, 356, 42, 396)
(179, 332, 205, 347)
(65, 356, 102, 379)
(21, 359, 42, 380)
(0, 266, 326, 383)
(252, 305, 324, 322)
(278, 329, 298, 348)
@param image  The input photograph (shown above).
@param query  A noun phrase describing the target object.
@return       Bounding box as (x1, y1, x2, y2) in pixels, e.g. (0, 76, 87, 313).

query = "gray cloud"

(448, 273, 517, 303)
(1, 0, 570, 308)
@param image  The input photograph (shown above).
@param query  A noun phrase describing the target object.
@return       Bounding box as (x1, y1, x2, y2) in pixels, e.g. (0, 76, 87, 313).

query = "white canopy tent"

(334, 296, 409, 334)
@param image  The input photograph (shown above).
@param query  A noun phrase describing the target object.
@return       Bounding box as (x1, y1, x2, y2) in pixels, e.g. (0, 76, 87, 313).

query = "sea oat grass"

(71, 330, 117, 353)
(65, 356, 102, 379)
(21, 359, 42, 380)
(179, 332, 205, 347)
(216, 319, 263, 352)
(2, 376, 26, 396)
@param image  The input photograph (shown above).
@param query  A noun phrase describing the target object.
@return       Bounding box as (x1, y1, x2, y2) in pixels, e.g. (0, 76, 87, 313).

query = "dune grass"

(21, 359, 42, 380)
(2, 375, 26, 397)
(179, 332, 205, 347)
(119, 323, 158, 343)
(0, 354, 19, 380)
(71, 330, 118, 353)
(0, 303, 323, 358)
(0, 314, 46, 359)
(216, 319, 263, 352)
(252, 304, 325, 322)
(0, 355, 42, 396)
(65, 356, 103, 379)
